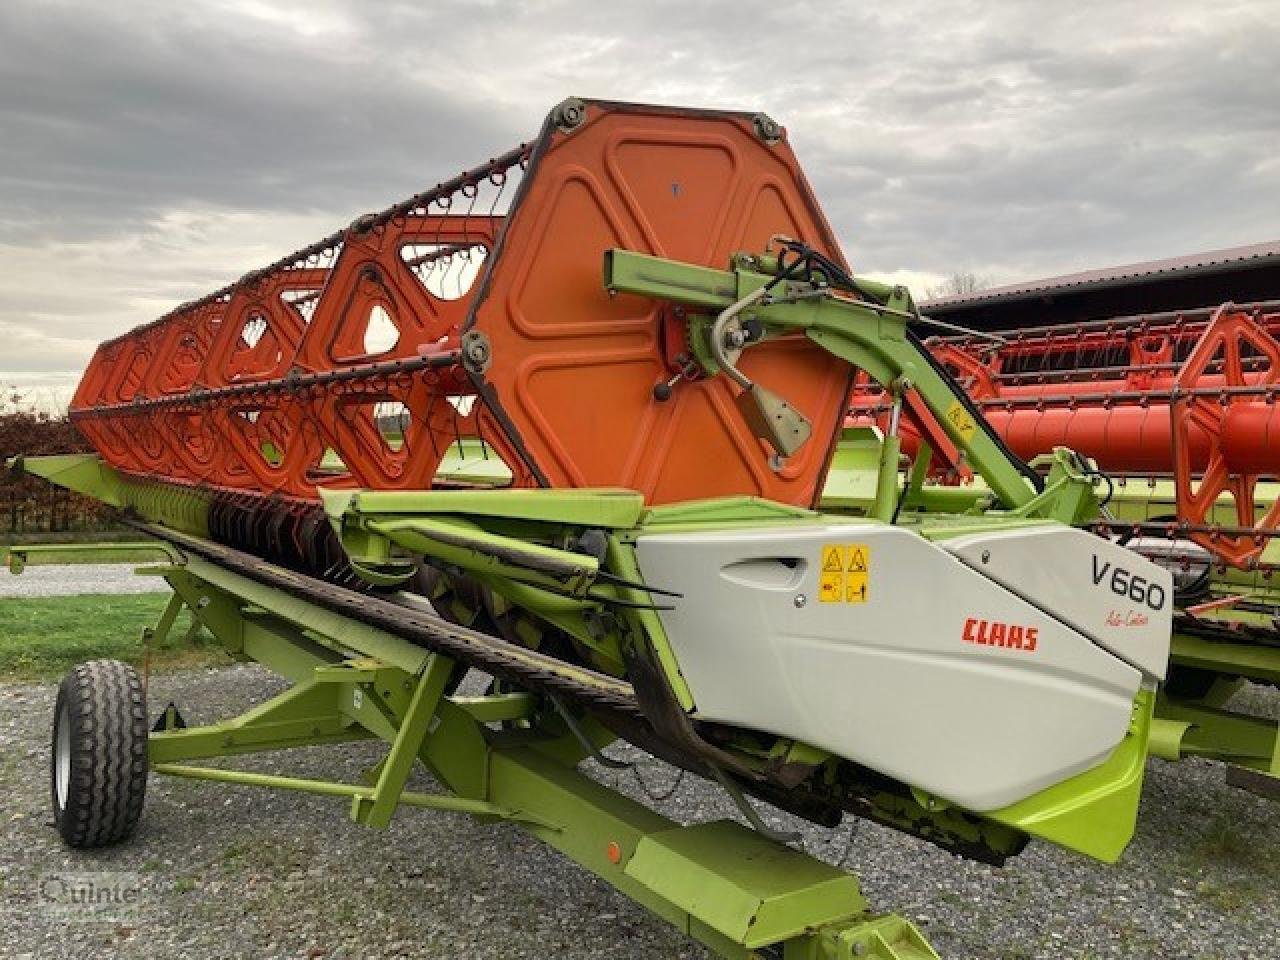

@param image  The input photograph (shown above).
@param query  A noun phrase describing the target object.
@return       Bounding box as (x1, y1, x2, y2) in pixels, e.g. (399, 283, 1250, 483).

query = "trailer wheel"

(51, 659, 149, 848)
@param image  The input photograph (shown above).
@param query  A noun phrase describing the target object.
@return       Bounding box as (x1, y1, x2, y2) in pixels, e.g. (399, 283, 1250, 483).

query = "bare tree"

(926, 271, 989, 300)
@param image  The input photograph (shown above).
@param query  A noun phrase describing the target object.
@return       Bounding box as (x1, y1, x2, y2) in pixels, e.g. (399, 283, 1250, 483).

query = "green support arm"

(604, 249, 1040, 511)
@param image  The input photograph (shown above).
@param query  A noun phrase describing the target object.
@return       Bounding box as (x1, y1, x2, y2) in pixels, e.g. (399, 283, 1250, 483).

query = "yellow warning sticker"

(822, 545, 843, 573)
(818, 543, 870, 603)
(819, 572, 843, 603)
(944, 401, 978, 441)
(848, 546, 868, 573)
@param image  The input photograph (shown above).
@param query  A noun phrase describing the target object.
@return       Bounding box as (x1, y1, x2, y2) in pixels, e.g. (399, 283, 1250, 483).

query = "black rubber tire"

(51, 659, 149, 848)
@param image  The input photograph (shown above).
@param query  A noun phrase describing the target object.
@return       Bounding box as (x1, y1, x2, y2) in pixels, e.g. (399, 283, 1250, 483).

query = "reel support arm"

(605, 249, 1051, 513)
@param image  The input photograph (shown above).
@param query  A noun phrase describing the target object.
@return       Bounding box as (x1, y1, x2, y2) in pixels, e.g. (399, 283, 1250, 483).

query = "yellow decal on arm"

(944, 400, 978, 441)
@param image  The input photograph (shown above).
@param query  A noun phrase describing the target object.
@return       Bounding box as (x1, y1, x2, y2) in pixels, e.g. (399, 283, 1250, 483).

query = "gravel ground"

(1, 665, 1277, 960)
(0, 564, 167, 598)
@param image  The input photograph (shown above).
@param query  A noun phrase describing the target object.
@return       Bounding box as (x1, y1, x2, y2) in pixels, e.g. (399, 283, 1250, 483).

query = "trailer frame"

(14, 536, 938, 960)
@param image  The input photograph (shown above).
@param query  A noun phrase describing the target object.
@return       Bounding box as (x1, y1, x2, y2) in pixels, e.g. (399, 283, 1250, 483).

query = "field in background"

(0, 593, 227, 681)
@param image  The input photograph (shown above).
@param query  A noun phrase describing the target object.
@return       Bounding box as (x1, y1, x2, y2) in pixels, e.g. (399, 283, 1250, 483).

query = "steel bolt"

(553, 97, 588, 133)
(461, 330, 492, 374)
(981, 550, 991, 564)
(752, 113, 782, 144)
(794, 593, 807, 608)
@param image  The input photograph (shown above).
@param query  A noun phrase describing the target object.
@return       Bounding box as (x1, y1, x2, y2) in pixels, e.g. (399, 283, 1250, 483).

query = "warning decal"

(819, 572, 843, 603)
(944, 400, 978, 442)
(818, 543, 870, 604)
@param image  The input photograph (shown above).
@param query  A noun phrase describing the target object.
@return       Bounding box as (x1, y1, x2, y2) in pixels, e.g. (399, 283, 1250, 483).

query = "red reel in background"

(1172, 305, 1280, 567)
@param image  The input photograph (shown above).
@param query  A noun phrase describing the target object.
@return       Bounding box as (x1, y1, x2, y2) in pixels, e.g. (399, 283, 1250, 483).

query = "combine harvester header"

(13, 99, 1187, 960)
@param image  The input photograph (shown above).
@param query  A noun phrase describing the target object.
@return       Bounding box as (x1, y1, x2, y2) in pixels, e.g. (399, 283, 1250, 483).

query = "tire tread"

(52, 659, 148, 848)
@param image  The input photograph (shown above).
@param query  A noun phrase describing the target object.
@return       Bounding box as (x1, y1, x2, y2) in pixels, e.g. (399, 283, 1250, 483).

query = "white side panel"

(635, 523, 1141, 812)
(943, 527, 1173, 681)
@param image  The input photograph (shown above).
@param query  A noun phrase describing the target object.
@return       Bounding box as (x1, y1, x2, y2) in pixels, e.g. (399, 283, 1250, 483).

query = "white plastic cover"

(943, 526, 1173, 681)
(636, 522, 1142, 811)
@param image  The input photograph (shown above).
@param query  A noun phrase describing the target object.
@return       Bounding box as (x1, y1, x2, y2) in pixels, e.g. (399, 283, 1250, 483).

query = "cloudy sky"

(1, 0, 1277, 408)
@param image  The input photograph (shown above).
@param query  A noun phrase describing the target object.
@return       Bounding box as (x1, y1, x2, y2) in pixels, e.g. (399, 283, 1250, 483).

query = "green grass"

(1178, 812, 1280, 914)
(1195, 813, 1250, 861)
(0, 593, 229, 681)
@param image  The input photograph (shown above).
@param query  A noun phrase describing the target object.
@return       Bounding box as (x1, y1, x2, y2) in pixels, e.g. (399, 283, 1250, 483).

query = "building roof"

(925, 240, 1280, 312)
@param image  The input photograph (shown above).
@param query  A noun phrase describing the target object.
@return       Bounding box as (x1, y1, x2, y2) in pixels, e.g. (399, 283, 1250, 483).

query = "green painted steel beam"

(5, 540, 179, 573)
(604, 249, 1047, 512)
(150, 763, 557, 827)
(146, 590, 187, 649)
(451, 692, 538, 722)
(8, 453, 127, 505)
(1148, 718, 1195, 762)
(625, 819, 863, 948)
(361, 514, 601, 592)
(351, 654, 453, 828)
(1171, 633, 1280, 687)
(170, 556, 434, 676)
(1156, 696, 1279, 772)
(321, 486, 647, 529)
(603, 249, 738, 310)
(149, 678, 369, 764)
(15, 453, 213, 538)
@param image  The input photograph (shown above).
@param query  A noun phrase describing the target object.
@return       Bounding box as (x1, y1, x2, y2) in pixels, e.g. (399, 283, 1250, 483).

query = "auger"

(11, 98, 1176, 959)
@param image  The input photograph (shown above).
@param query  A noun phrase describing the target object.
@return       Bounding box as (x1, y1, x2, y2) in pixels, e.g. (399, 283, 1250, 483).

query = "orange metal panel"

(469, 102, 851, 507)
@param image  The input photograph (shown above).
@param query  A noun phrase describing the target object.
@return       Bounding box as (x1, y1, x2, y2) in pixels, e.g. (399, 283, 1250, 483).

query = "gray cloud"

(1, 0, 1278, 403)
